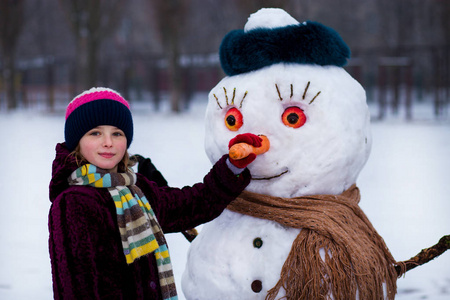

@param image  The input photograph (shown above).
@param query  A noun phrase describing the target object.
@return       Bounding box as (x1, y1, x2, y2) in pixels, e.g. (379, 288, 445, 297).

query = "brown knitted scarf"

(227, 184, 399, 300)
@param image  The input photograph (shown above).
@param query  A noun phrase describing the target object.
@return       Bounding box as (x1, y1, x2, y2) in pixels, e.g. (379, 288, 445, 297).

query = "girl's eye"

(225, 108, 243, 131)
(281, 106, 306, 128)
(113, 131, 124, 137)
(89, 131, 100, 136)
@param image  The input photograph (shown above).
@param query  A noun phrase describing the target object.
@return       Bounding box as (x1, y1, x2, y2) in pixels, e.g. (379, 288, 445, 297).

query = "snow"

(244, 8, 299, 31)
(0, 97, 449, 299)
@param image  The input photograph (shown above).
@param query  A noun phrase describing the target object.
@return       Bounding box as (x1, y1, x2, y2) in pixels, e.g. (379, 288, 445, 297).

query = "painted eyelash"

(213, 94, 222, 109)
(302, 82, 310, 99)
(275, 81, 321, 104)
(213, 88, 248, 109)
(275, 84, 283, 101)
(223, 87, 228, 105)
(239, 91, 248, 108)
(309, 91, 321, 104)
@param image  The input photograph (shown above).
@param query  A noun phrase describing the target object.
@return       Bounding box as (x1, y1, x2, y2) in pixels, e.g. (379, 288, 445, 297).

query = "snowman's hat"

(219, 8, 350, 76)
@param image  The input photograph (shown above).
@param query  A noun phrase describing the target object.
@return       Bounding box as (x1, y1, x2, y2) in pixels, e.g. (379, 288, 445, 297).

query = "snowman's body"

(183, 210, 300, 299)
(182, 62, 372, 299)
(179, 8, 398, 300)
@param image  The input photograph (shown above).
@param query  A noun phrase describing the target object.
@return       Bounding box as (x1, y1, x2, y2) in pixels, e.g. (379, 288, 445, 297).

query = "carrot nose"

(229, 135, 270, 160)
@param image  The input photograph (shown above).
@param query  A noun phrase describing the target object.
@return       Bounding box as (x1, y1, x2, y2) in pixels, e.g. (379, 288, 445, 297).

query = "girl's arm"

(133, 154, 168, 187)
(137, 154, 251, 233)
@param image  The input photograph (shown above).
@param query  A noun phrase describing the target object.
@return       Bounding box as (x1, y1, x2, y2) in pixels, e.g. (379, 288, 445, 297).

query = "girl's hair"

(69, 145, 135, 173)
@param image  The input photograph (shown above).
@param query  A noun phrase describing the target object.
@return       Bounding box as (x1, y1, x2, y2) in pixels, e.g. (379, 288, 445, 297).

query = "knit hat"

(219, 8, 351, 76)
(64, 87, 133, 151)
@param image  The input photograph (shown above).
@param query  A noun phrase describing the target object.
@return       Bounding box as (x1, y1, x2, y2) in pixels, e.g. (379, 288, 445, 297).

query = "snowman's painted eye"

(282, 107, 306, 128)
(225, 108, 243, 131)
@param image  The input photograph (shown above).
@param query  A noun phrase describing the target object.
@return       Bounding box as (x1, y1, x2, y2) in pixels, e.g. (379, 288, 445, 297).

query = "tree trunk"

(168, 34, 182, 113)
(87, 35, 99, 88)
(47, 62, 55, 112)
(3, 48, 18, 110)
(153, 0, 186, 113)
(0, 0, 25, 110)
(58, 0, 124, 91)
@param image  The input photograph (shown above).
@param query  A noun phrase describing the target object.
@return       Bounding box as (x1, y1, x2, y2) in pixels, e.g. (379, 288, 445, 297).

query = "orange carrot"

(229, 135, 270, 160)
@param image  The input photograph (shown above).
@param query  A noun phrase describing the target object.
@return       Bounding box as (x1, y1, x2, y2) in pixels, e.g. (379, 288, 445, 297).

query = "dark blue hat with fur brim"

(219, 8, 350, 76)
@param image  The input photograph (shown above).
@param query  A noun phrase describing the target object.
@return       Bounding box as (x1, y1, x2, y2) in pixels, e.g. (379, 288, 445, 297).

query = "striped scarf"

(68, 164, 178, 300)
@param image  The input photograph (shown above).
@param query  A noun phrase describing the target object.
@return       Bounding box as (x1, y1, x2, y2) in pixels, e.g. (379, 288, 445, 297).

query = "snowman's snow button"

(253, 237, 263, 248)
(251, 280, 263, 293)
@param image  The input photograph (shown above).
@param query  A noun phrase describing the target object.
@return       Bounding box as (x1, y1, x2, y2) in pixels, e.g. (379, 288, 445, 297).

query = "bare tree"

(152, 0, 190, 112)
(0, 0, 25, 110)
(436, 0, 450, 117)
(57, 0, 125, 90)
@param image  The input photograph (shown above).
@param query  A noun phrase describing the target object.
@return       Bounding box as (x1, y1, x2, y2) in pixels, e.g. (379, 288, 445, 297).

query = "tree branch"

(395, 235, 450, 276)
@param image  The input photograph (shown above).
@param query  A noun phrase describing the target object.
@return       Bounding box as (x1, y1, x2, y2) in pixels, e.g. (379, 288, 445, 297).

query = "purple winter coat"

(48, 143, 250, 299)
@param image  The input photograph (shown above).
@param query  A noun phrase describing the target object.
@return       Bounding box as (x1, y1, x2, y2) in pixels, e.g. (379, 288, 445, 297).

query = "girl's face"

(79, 125, 127, 173)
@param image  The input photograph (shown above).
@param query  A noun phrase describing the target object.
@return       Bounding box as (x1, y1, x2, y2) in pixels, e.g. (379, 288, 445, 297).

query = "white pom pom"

(244, 8, 299, 32)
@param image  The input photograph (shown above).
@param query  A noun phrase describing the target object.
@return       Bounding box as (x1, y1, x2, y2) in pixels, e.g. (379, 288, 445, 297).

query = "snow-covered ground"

(0, 97, 449, 299)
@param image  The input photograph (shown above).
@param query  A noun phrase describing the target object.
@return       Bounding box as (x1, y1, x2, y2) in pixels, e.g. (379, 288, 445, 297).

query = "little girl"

(48, 87, 261, 299)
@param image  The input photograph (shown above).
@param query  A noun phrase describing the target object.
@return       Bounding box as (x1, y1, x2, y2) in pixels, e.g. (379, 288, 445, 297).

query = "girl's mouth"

(99, 153, 114, 159)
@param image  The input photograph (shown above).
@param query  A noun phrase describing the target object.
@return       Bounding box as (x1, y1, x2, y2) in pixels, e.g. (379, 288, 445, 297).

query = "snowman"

(182, 8, 399, 300)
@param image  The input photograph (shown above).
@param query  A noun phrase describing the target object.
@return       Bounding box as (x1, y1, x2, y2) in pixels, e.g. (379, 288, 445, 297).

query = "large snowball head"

(205, 8, 369, 198)
(204, 63, 371, 198)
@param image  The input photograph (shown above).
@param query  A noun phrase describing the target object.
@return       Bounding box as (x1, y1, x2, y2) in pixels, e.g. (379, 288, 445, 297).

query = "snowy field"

(0, 96, 449, 299)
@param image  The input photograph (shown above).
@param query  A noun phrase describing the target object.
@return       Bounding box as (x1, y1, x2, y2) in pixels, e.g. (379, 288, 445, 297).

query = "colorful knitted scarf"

(68, 164, 178, 300)
(227, 185, 398, 300)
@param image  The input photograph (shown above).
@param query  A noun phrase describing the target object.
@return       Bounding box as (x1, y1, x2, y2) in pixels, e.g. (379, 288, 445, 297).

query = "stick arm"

(395, 235, 450, 276)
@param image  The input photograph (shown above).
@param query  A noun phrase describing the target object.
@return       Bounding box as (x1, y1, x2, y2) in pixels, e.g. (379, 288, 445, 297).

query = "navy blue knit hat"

(64, 87, 133, 151)
(219, 8, 351, 76)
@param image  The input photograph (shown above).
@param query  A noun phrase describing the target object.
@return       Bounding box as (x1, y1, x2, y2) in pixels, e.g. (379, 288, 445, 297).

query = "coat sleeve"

(137, 155, 251, 233)
(48, 188, 128, 299)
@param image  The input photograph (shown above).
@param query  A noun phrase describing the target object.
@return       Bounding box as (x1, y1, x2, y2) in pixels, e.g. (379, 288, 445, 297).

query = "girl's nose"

(103, 135, 113, 147)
